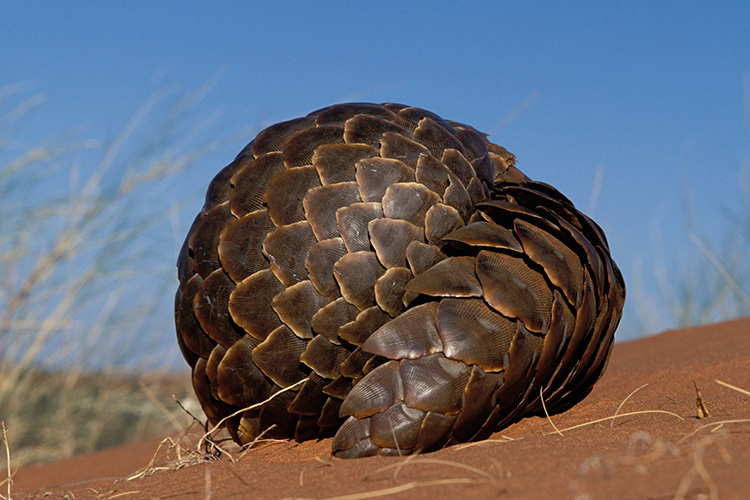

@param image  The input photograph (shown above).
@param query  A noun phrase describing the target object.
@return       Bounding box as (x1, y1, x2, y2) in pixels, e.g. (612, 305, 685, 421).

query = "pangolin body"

(175, 102, 625, 458)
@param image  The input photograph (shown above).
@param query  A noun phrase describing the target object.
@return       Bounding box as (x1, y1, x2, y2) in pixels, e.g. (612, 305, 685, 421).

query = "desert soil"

(11, 316, 750, 500)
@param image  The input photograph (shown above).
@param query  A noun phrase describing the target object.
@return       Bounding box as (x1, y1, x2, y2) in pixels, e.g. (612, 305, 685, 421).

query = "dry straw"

(0, 81, 243, 468)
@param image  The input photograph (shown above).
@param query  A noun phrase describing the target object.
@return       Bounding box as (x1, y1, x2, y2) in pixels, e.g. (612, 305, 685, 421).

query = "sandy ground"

(11, 317, 750, 500)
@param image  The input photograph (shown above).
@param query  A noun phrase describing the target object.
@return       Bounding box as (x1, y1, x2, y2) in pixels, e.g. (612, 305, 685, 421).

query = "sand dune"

(12, 316, 750, 499)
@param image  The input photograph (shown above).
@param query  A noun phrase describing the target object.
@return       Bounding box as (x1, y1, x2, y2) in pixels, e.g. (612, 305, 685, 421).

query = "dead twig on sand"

(365, 456, 495, 483)
(540, 387, 564, 436)
(715, 379, 750, 396)
(673, 433, 730, 500)
(694, 381, 710, 419)
(197, 379, 307, 454)
(284, 478, 482, 500)
(1, 422, 11, 500)
(546, 410, 685, 435)
(611, 384, 649, 427)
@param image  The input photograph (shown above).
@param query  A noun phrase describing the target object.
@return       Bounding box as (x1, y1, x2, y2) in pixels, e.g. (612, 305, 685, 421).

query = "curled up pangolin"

(175, 102, 625, 458)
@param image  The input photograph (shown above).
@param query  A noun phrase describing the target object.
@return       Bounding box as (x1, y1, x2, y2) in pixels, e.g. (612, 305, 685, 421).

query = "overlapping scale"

(263, 221, 317, 286)
(300, 335, 350, 379)
(442, 220, 522, 252)
(258, 390, 298, 439)
(218, 209, 274, 282)
(374, 267, 413, 317)
(381, 182, 441, 225)
(415, 117, 465, 158)
(369, 402, 425, 450)
(494, 322, 539, 411)
(338, 306, 391, 346)
(399, 354, 470, 414)
(251, 116, 316, 157)
(303, 182, 361, 240)
(405, 256, 482, 298)
(450, 366, 502, 441)
(191, 357, 225, 422)
(282, 127, 344, 168)
(435, 298, 514, 371)
(339, 361, 403, 419)
(379, 132, 431, 168)
(414, 412, 457, 452)
(368, 218, 424, 269)
(188, 202, 234, 278)
(288, 373, 329, 416)
(424, 203, 464, 246)
(443, 173, 473, 221)
(316, 102, 397, 127)
(333, 251, 385, 310)
(176, 102, 625, 459)
(312, 143, 377, 185)
(361, 303, 443, 359)
(263, 166, 321, 226)
(310, 297, 360, 342)
(229, 153, 285, 217)
(441, 149, 475, 186)
(251, 325, 307, 388)
(451, 126, 489, 162)
(331, 417, 373, 458)
(317, 397, 345, 428)
(216, 335, 270, 407)
(175, 274, 214, 358)
(228, 269, 285, 340)
(339, 347, 374, 379)
(304, 237, 347, 299)
(394, 106, 448, 132)
(335, 202, 383, 253)
(415, 152, 451, 196)
(514, 218, 584, 307)
(343, 114, 409, 147)
(355, 157, 414, 202)
(405, 240, 446, 276)
(192, 269, 242, 348)
(476, 251, 553, 333)
(271, 280, 329, 339)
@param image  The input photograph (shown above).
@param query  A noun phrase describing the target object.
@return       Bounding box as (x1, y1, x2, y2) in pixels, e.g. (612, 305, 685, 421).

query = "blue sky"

(2, 2, 749, 359)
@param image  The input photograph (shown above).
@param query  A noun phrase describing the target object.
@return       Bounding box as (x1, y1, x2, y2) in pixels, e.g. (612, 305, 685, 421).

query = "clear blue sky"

(2, 2, 749, 355)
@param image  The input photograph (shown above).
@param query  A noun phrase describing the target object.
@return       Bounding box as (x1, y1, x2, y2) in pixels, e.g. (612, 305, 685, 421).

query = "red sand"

(11, 317, 750, 499)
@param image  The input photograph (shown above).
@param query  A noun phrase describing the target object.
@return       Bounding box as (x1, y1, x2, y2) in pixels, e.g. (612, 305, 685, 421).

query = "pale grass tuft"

(715, 379, 750, 396)
(677, 419, 750, 444)
(688, 233, 750, 307)
(611, 383, 649, 427)
(673, 433, 730, 500)
(107, 491, 141, 499)
(1, 422, 11, 500)
(629, 162, 750, 339)
(0, 82, 241, 467)
(540, 386, 564, 437)
(284, 478, 482, 500)
(546, 410, 685, 435)
(454, 436, 518, 451)
(366, 456, 496, 483)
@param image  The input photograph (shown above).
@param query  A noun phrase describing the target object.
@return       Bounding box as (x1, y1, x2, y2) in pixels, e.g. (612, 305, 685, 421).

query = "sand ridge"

(11, 316, 750, 499)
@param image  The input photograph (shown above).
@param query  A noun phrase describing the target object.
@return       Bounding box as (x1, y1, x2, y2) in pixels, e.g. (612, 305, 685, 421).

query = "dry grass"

(715, 378, 750, 396)
(630, 168, 750, 338)
(284, 478, 486, 500)
(1, 422, 10, 500)
(0, 82, 241, 470)
(27, 378, 741, 500)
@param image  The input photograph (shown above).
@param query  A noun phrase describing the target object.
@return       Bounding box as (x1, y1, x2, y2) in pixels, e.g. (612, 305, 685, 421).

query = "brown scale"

(175, 102, 625, 459)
